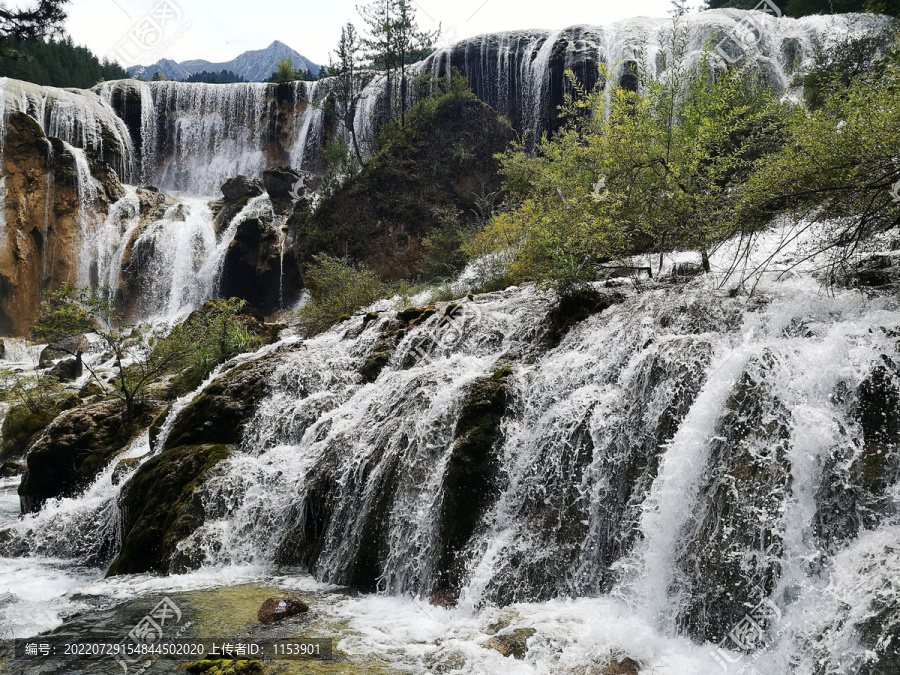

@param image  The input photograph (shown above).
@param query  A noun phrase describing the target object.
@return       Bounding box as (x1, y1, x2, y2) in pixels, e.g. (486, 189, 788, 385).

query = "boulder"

(433, 370, 508, 597)
(570, 658, 641, 675)
(0, 339, 5, 359)
(106, 444, 231, 575)
(221, 175, 264, 202)
(0, 460, 25, 477)
(0, 404, 57, 465)
(256, 596, 309, 624)
(482, 628, 535, 659)
(855, 254, 900, 287)
(39, 334, 88, 368)
(262, 166, 301, 201)
(160, 355, 280, 452)
(218, 215, 302, 314)
(49, 355, 83, 382)
(18, 400, 153, 513)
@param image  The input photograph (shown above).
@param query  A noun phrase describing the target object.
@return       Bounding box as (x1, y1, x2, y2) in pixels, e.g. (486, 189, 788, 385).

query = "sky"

(65, 0, 692, 69)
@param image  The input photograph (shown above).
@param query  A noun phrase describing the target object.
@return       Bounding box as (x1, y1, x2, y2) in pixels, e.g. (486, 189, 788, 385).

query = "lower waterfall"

(1, 230, 898, 673)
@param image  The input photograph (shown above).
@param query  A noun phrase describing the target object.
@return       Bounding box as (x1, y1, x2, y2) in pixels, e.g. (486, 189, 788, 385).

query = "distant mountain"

(127, 41, 320, 82)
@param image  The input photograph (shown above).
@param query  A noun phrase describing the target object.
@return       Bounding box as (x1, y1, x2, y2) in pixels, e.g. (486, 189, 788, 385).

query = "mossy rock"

(106, 444, 231, 575)
(434, 373, 507, 597)
(0, 403, 56, 463)
(482, 627, 535, 660)
(18, 400, 153, 513)
(163, 356, 279, 451)
(545, 288, 625, 347)
(178, 659, 267, 674)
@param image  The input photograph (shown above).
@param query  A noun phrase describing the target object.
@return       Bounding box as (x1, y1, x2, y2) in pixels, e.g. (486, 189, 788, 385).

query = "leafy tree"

(468, 35, 786, 292)
(358, 0, 438, 126)
(0, 369, 65, 416)
(151, 71, 167, 81)
(31, 284, 188, 421)
(185, 69, 247, 83)
(734, 42, 900, 275)
(162, 298, 264, 391)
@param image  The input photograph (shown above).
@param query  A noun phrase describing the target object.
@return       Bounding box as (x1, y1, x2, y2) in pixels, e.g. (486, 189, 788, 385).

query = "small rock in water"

(482, 627, 535, 660)
(256, 596, 309, 624)
(0, 591, 18, 607)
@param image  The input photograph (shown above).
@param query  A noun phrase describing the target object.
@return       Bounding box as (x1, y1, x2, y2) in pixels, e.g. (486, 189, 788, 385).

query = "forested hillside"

(0, 36, 128, 88)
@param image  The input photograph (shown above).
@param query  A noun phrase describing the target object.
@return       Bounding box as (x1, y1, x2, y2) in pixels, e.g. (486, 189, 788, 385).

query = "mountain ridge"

(127, 40, 320, 81)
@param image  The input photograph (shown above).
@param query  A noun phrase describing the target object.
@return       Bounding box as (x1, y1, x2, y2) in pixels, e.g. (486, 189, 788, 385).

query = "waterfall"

(104, 228, 890, 671)
(0, 77, 135, 180)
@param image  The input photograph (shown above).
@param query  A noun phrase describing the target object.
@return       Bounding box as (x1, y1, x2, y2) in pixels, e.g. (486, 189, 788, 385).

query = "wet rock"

(49, 355, 83, 382)
(545, 288, 625, 347)
(256, 596, 309, 624)
(855, 253, 900, 287)
(570, 658, 641, 675)
(107, 444, 231, 575)
(18, 400, 155, 513)
(111, 457, 142, 485)
(262, 165, 301, 201)
(670, 261, 704, 278)
(221, 175, 264, 202)
(434, 372, 507, 598)
(288, 94, 515, 283)
(39, 334, 88, 367)
(675, 352, 791, 643)
(218, 214, 302, 314)
(816, 358, 900, 550)
(78, 380, 104, 398)
(0, 339, 5, 359)
(0, 404, 57, 464)
(482, 627, 535, 659)
(161, 355, 280, 452)
(0, 460, 25, 477)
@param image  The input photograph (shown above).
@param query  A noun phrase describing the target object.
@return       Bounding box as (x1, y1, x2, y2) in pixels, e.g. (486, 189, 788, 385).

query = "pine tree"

(358, 0, 438, 126)
(326, 22, 375, 162)
(0, 0, 69, 58)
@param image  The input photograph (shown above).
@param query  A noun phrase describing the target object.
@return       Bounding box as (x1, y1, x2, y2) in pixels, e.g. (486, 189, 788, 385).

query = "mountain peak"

(127, 41, 320, 82)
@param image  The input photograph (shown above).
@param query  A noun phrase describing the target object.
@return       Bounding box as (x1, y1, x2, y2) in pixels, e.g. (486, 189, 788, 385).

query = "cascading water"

(0, 77, 135, 180)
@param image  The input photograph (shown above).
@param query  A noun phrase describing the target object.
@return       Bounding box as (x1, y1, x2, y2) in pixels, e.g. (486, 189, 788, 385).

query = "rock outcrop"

(18, 400, 153, 513)
(288, 91, 515, 283)
(0, 111, 122, 336)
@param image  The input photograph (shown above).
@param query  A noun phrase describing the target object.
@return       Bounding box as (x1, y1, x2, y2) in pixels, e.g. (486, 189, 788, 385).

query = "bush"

(296, 254, 390, 335)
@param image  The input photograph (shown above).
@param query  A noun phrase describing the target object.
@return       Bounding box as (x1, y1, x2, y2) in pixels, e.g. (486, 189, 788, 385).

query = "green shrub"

(296, 254, 391, 335)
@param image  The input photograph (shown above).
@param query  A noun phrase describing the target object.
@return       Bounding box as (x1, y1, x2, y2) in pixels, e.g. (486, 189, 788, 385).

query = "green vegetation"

(31, 286, 263, 419)
(467, 20, 900, 293)
(296, 254, 390, 335)
(0, 35, 128, 87)
(266, 57, 318, 83)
